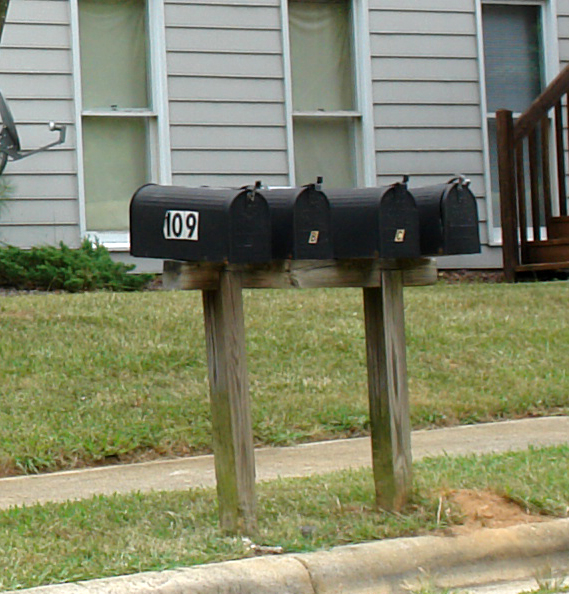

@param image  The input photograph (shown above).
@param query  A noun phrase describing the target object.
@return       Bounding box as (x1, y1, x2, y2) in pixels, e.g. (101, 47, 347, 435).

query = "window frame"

(476, 0, 559, 245)
(281, 0, 376, 188)
(70, 0, 171, 250)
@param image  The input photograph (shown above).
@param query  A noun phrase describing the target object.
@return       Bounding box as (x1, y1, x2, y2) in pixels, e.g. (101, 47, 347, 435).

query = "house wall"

(0, 0, 78, 248)
(368, 0, 499, 267)
(164, 0, 290, 189)
(0, 0, 565, 270)
(162, 0, 500, 268)
(559, 0, 569, 65)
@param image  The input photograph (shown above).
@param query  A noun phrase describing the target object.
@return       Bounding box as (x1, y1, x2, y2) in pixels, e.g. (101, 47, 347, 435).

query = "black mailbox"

(265, 183, 333, 260)
(411, 177, 481, 256)
(130, 183, 271, 263)
(327, 182, 421, 259)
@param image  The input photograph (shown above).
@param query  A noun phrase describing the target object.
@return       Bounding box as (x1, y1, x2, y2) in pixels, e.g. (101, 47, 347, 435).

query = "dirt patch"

(437, 269, 506, 283)
(442, 489, 548, 535)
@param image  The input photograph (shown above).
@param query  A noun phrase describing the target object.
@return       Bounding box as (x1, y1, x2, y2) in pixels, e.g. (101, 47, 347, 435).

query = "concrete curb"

(295, 518, 569, 593)
(9, 519, 569, 594)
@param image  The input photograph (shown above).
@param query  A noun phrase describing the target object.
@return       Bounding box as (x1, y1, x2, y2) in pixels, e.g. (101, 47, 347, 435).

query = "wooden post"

(554, 101, 567, 218)
(202, 269, 256, 534)
(528, 129, 541, 241)
(496, 109, 519, 282)
(515, 144, 529, 263)
(162, 259, 436, 528)
(540, 116, 553, 227)
(363, 269, 411, 512)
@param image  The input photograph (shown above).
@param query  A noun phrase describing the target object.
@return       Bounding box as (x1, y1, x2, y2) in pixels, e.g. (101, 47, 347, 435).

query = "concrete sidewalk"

(1, 416, 568, 509)
(2, 416, 569, 594)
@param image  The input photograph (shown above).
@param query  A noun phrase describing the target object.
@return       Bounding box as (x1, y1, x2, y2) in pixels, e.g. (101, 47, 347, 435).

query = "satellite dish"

(0, 91, 20, 152)
(0, 90, 66, 174)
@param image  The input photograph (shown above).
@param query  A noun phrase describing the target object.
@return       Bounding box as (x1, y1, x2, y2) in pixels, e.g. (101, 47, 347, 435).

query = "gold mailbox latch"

(308, 231, 320, 244)
(394, 229, 406, 243)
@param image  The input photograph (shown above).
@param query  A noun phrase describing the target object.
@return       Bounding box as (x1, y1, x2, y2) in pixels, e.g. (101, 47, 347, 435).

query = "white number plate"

(163, 210, 199, 241)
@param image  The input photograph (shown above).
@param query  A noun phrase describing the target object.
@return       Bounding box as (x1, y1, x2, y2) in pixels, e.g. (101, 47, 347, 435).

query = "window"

(481, 2, 545, 231)
(75, 0, 165, 243)
(288, 0, 361, 187)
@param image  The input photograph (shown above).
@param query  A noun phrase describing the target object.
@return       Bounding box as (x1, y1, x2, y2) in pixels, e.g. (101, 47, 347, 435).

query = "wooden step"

(548, 215, 569, 239)
(525, 237, 569, 264)
(516, 261, 569, 273)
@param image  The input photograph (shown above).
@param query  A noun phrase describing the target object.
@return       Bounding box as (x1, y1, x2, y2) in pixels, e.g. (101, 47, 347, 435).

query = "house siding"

(0, 0, 78, 248)
(0, 0, 565, 271)
(367, 0, 499, 266)
(559, 0, 569, 65)
(368, 1, 484, 191)
(164, 0, 290, 188)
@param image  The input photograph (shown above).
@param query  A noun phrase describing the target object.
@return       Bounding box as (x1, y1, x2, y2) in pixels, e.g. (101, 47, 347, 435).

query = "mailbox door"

(229, 188, 272, 263)
(377, 185, 421, 259)
(130, 185, 233, 262)
(293, 187, 333, 260)
(441, 183, 481, 255)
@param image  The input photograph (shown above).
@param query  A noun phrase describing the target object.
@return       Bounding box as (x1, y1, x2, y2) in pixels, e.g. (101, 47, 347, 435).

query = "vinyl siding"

(1, 0, 567, 272)
(557, 3, 569, 256)
(367, 0, 494, 266)
(559, 1, 569, 201)
(559, 0, 569, 65)
(164, 0, 289, 188)
(368, 0, 484, 194)
(0, 0, 78, 248)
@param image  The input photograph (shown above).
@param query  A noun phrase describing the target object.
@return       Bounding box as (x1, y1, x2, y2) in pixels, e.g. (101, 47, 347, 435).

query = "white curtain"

(79, 0, 149, 231)
(289, 0, 357, 188)
(78, 0, 148, 110)
(289, 0, 354, 111)
(294, 118, 356, 187)
(83, 117, 147, 231)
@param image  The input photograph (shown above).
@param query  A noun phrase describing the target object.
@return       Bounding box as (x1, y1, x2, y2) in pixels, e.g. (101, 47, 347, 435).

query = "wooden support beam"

(496, 109, 519, 282)
(163, 258, 437, 292)
(363, 270, 411, 512)
(202, 270, 256, 534)
(554, 101, 567, 218)
(541, 116, 553, 226)
(515, 143, 528, 263)
(165, 258, 435, 529)
(565, 100, 569, 217)
(528, 129, 541, 240)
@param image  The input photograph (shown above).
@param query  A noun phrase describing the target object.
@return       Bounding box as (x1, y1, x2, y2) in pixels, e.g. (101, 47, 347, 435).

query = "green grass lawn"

(0, 445, 567, 591)
(0, 281, 567, 475)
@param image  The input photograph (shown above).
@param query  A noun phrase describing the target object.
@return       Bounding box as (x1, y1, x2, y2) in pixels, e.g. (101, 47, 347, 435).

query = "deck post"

(202, 269, 256, 534)
(496, 109, 519, 282)
(363, 269, 411, 511)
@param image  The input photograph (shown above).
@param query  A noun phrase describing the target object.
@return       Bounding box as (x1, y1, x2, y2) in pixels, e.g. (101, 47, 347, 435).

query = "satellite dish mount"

(0, 90, 66, 174)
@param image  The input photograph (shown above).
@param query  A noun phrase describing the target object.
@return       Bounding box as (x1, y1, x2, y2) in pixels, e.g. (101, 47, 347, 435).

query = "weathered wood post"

(202, 269, 256, 534)
(163, 258, 437, 527)
(496, 109, 519, 282)
(363, 269, 411, 511)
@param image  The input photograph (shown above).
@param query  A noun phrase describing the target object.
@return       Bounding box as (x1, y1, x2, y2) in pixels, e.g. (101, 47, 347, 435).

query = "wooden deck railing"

(496, 63, 569, 281)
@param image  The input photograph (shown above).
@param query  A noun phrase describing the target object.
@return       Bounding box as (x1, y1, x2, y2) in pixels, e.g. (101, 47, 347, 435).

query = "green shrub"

(0, 240, 154, 292)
